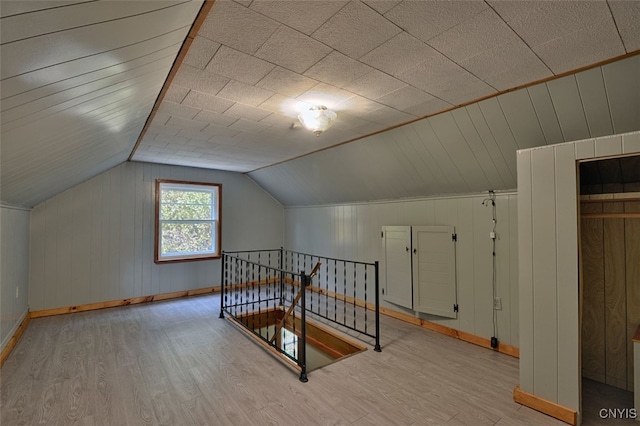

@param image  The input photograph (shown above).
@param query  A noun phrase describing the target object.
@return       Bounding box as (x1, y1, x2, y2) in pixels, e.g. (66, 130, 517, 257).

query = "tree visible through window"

(155, 180, 221, 263)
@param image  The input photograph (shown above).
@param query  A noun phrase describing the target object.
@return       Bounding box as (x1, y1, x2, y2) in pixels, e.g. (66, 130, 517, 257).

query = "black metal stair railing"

(220, 248, 381, 357)
(219, 250, 311, 382)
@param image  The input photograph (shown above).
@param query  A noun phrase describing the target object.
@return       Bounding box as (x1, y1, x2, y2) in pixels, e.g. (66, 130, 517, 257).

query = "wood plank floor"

(0, 294, 633, 425)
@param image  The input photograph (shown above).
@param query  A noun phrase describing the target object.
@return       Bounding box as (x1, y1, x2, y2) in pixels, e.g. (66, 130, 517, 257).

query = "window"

(155, 180, 221, 263)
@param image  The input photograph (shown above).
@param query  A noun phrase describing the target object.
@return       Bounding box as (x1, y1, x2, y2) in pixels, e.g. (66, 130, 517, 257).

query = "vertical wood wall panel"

(581, 205, 606, 383)
(547, 76, 590, 142)
(625, 203, 640, 391)
(518, 130, 640, 419)
(530, 147, 558, 401)
(285, 190, 519, 346)
(517, 149, 534, 392)
(527, 85, 564, 146)
(594, 135, 623, 158)
(554, 143, 580, 409)
(575, 68, 614, 138)
(623, 132, 640, 154)
(0, 205, 30, 351)
(603, 203, 627, 390)
(28, 162, 284, 311)
(508, 195, 519, 346)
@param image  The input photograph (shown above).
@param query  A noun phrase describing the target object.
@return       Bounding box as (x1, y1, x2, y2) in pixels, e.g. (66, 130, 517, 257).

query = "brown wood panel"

(580, 201, 606, 383)
(603, 202, 627, 390)
(625, 201, 640, 391)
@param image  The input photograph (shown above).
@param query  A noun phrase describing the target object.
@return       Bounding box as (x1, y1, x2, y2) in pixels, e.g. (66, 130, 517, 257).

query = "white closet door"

(381, 226, 413, 309)
(412, 225, 457, 318)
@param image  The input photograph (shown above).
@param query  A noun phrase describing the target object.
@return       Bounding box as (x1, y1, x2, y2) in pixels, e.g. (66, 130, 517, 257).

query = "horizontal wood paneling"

(28, 162, 284, 311)
(284, 191, 520, 347)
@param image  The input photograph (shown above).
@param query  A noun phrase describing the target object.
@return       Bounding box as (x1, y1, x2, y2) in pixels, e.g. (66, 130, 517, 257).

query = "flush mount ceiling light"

(297, 105, 337, 136)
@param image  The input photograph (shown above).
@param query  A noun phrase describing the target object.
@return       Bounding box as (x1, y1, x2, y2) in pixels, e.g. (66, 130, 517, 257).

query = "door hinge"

(452, 233, 457, 242)
(381, 231, 384, 238)
(454, 304, 459, 312)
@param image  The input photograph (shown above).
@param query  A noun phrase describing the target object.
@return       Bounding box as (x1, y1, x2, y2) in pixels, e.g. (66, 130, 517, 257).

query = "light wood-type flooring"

(0, 294, 634, 425)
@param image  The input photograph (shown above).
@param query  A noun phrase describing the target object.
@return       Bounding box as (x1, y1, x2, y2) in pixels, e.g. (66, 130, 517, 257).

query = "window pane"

(161, 204, 212, 220)
(161, 222, 214, 255)
(162, 189, 212, 205)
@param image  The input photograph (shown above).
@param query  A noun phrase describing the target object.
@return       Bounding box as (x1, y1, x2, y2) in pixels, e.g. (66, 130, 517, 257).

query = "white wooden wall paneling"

(624, 132, 640, 154)
(508, 195, 519, 346)
(595, 135, 623, 158)
(498, 89, 546, 150)
(28, 162, 284, 311)
(576, 67, 614, 138)
(554, 143, 580, 410)
(602, 55, 640, 134)
(455, 197, 474, 333)
(527, 84, 564, 146)
(548, 76, 591, 143)
(284, 191, 519, 346)
(451, 108, 505, 189)
(495, 195, 512, 346)
(0, 206, 30, 349)
(472, 199, 493, 338)
(478, 97, 519, 179)
(517, 149, 534, 392)
(531, 147, 559, 401)
(430, 113, 489, 192)
(465, 103, 516, 187)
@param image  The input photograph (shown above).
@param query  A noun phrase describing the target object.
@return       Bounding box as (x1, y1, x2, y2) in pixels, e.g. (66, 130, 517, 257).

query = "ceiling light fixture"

(297, 105, 337, 136)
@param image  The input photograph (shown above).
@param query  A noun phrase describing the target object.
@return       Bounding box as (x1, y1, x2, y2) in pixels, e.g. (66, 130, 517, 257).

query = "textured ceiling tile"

(255, 26, 333, 73)
(428, 9, 518, 63)
(533, 17, 625, 74)
(360, 31, 439, 77)
(201, 124, 241, 138)
(216, 80, 273, 106)
(608, 0, 640, 52)
(182, 90, 234, 113)
(164, 84, 190, 103)
(343, 69, 407, 99)
(158, 101, 200, 119)
(365, 104, 415, 125)
(304, 51, 373, 87)
(176, 128, 214, 142)
(403, 97, 453, 117)
(311, 1, 402, 58)
(376, 86, 438, 112)
(183, 36, 220, 70)
(257, 93, 298, 117)
(460, 38, 551, 90)
(205, 45, 275, 85)
(259, 112, 297, 127)
(363, 0, 402, 14)
(249, 0, 348, 35)
(384, 0, 487, 42)
(230, 118, 271, 133)
(399, 53, 471, 93)
(256, 67, 318, 98)
(166, 116, 208, 131)
(489, 0, 610, 47)
(224, 103, 271, 122)
(297, 83, 355, 109)
(199, 0, 279, 54)
(335, 94, 384, 117)
(193, 109, 239, 127)
(173, 64, 230, 95)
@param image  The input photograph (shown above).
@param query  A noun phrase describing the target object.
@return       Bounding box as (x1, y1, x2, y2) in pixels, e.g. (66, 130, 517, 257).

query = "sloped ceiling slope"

(249, 54, 640, 206)
(0, 1, 203, 208)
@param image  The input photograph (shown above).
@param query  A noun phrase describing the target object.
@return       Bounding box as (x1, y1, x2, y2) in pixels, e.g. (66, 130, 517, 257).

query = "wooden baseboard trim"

(30, 286, 221, 319)
(379, 306, 520, 358)
(1, 312, 31, 368)
(513, 385, 577, 425)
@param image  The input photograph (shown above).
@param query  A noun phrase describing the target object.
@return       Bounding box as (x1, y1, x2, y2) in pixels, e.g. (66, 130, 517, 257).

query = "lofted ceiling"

(1, 0, 640, 208)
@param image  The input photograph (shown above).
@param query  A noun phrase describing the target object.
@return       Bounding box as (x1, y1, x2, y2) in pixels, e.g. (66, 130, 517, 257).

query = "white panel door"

(382, 226, 413, 309)
(412, 225, 457, 318)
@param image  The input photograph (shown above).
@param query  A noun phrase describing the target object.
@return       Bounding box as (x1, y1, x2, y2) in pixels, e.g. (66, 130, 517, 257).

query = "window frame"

(154, 179, 222, 264)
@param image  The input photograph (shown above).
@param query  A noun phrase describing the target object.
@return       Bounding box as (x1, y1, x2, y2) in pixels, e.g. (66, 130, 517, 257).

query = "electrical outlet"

(16, 286, 19, 299)
(493, 297, 502, 310)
